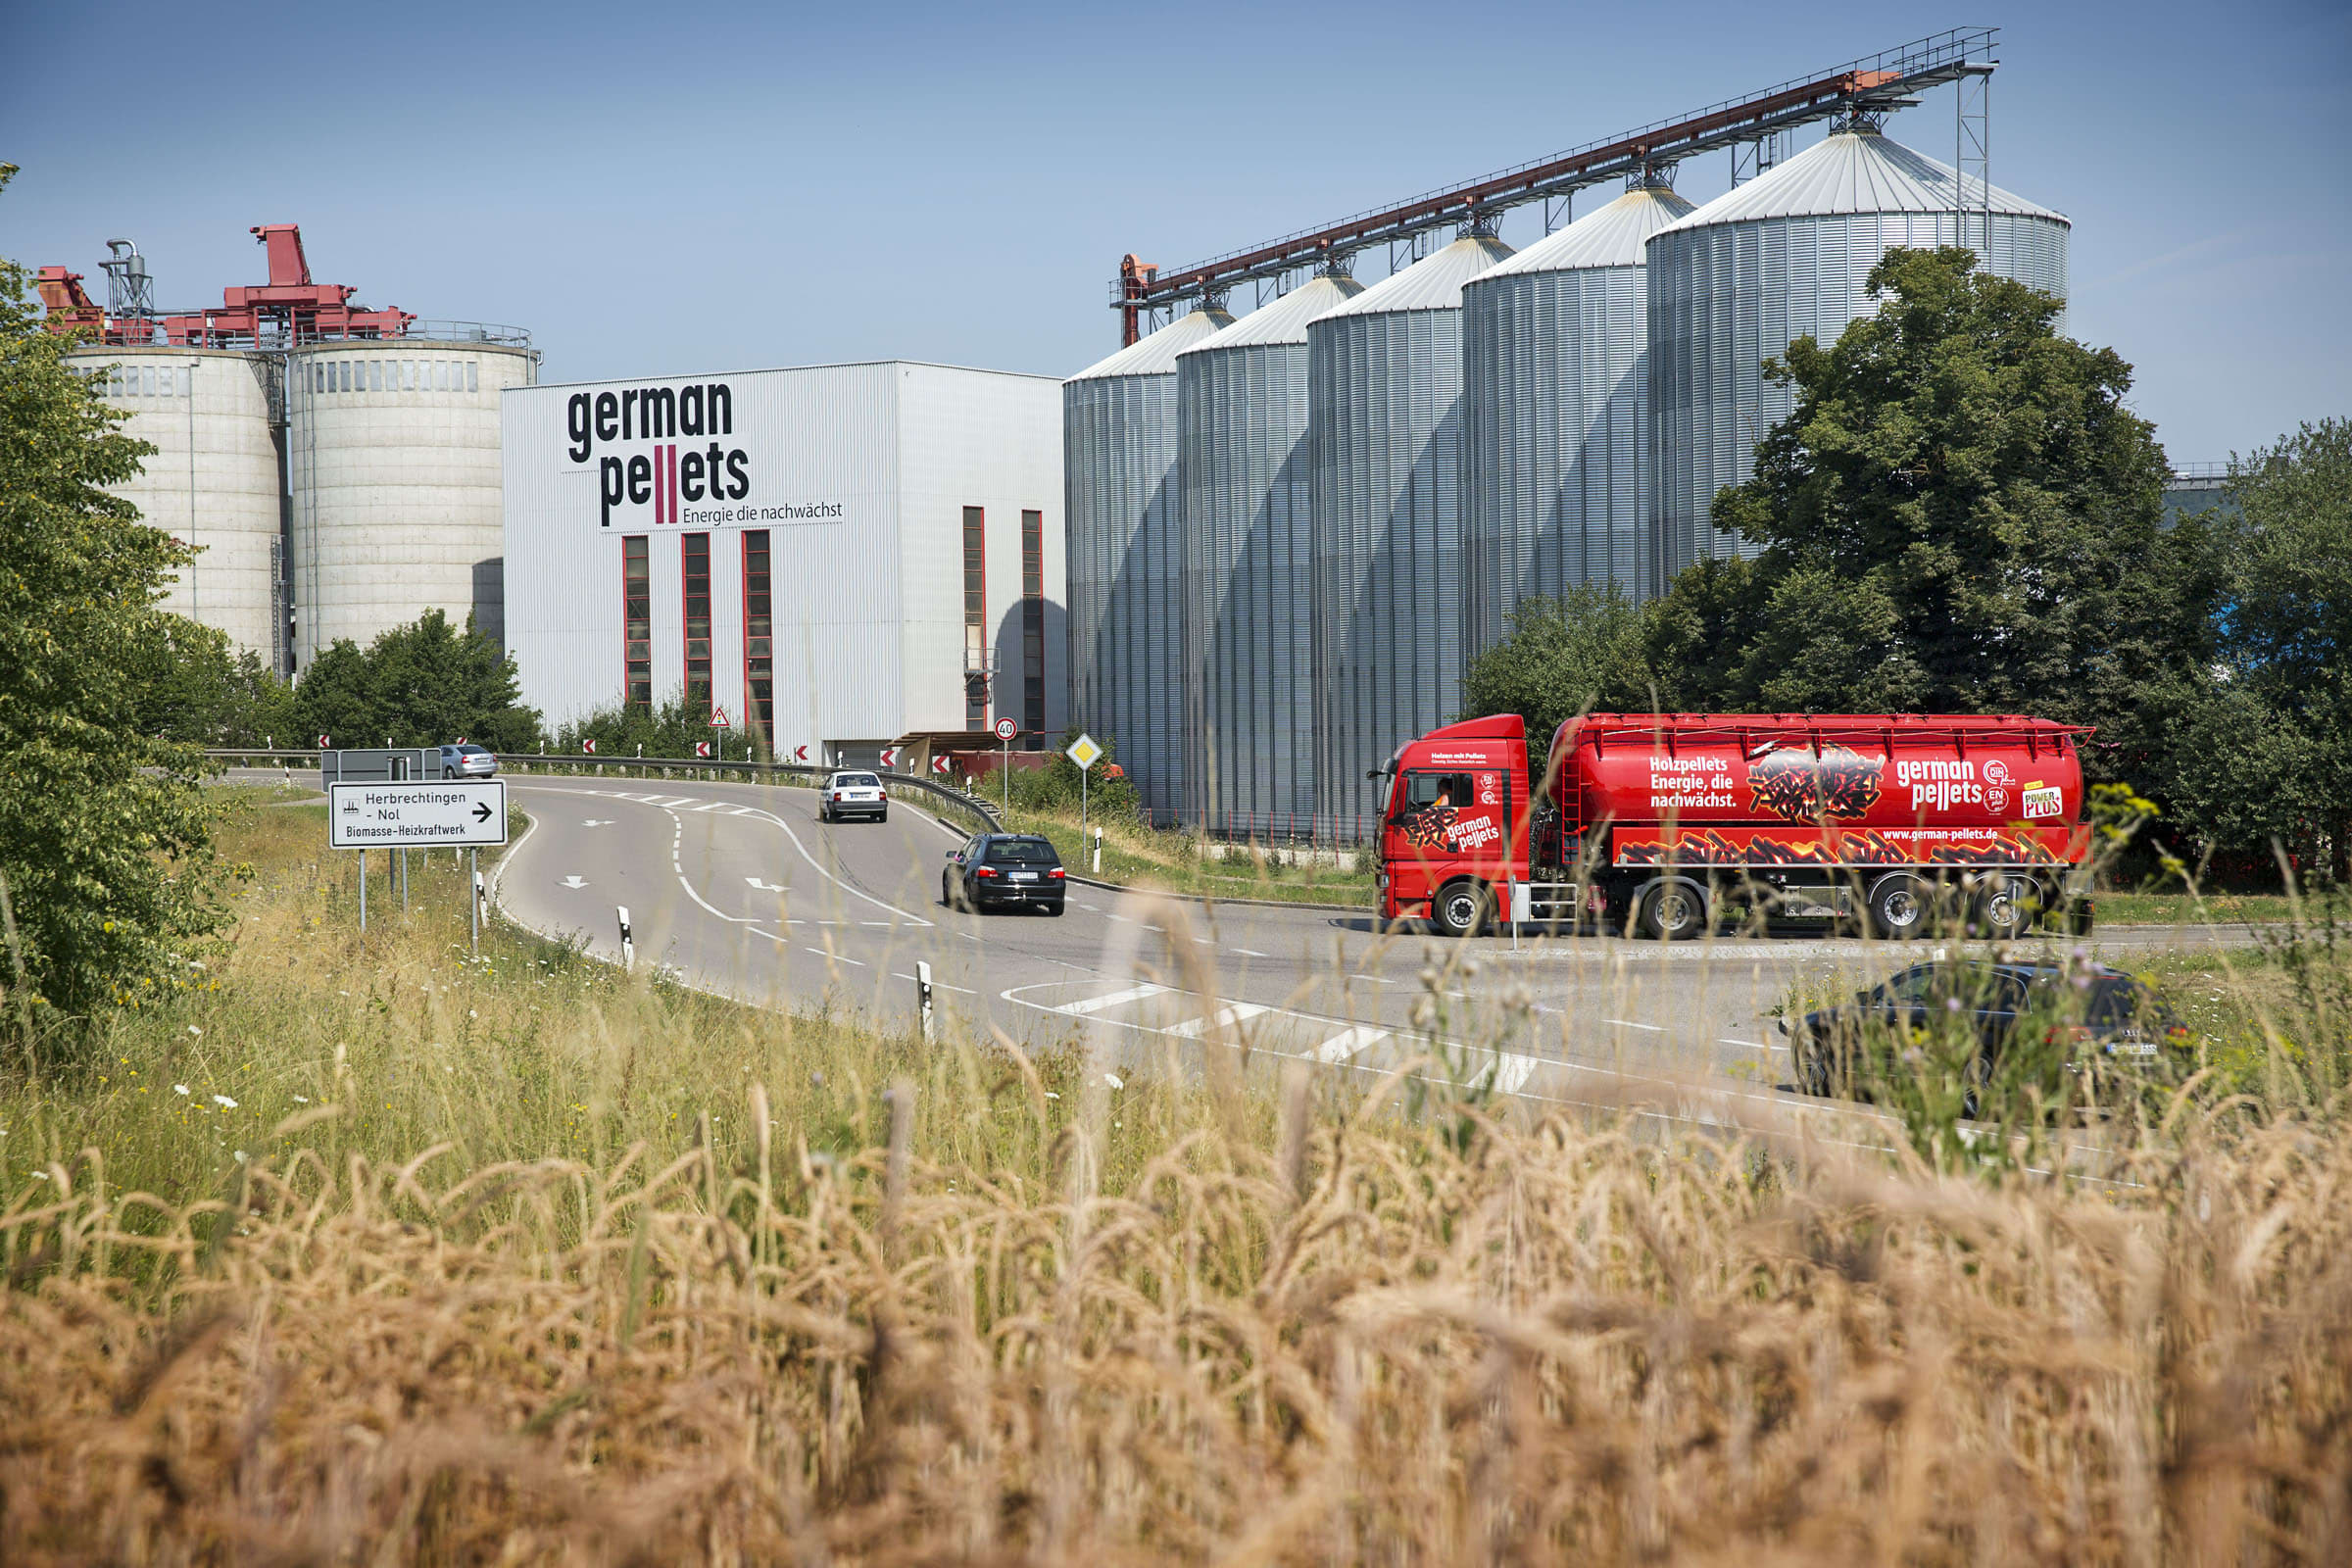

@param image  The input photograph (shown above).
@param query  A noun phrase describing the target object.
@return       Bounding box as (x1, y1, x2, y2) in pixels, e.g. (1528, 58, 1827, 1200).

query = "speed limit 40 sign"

(994, 717, 1018, 742)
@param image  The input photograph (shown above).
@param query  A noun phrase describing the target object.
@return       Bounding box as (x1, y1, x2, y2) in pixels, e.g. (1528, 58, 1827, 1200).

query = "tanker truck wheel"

(1866, 873, 1934, 940)
(1431, 880, 1492, 939)
(1974, 874, 2035, 941)
(1636, 879, 1707, 942)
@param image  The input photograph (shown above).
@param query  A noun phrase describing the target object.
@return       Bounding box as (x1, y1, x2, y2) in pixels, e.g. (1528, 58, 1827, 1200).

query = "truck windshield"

(1395, 772, 1473, 818)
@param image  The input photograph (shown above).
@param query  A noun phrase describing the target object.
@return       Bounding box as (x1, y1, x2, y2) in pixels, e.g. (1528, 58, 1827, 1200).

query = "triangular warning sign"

(710, 706, 731, 729)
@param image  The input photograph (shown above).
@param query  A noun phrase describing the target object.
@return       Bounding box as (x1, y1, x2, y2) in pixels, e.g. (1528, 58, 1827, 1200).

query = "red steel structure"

(36, 223, 412, 347)
(1111, 26, 1998, 344)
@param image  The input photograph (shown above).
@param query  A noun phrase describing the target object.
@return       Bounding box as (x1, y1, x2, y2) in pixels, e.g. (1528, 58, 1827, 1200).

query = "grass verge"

(988, 802, 1376, 906)
(3, 793, 2351, 1561)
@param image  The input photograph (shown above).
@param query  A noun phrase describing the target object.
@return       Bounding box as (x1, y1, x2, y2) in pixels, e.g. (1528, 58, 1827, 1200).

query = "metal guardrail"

(202, 750, 1003, 834)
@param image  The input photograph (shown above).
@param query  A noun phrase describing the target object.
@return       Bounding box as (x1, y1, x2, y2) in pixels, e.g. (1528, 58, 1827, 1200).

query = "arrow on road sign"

(791, 744, 808, 762)
(471, 801, 493, 823)
(932, 755, 952, 774)
(581, 739, 597, 755)
(316, 733, 330, 748)
(694, 740, 711, 759)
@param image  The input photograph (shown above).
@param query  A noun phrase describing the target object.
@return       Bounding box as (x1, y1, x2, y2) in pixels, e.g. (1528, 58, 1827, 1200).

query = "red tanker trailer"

(1375, 712, 2094, 940)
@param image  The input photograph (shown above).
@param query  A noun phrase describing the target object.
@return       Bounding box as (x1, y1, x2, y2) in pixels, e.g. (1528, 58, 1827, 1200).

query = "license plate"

(1010, 872, 1037, 882)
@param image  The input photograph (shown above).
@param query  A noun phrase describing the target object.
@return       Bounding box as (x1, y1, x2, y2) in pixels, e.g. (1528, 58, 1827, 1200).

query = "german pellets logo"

(564, 382, 845, 528)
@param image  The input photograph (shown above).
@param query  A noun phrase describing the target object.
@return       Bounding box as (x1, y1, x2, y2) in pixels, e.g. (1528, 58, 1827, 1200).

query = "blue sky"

(5, 0, 2343, 464)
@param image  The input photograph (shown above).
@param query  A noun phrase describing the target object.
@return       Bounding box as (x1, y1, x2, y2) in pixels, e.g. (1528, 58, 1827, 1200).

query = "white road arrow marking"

(745, 877, 786, 892)
(560, 875, 587, 889)
(581, 819, 612, 827)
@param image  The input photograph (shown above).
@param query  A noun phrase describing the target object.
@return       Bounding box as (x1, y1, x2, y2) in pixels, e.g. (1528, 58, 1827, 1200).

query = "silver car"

(818, 770, 888, 823)
(439, 743, 498, 779)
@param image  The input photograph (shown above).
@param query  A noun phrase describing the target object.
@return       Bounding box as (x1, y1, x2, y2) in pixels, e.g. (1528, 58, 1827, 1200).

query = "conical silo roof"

(1067, 305, 1236, 381)
(1653, 125, 2069, 232)
(1316, 230, 1515, 318)
(1476, 184, 1695, 279)
(1179, 273, 1364, 354)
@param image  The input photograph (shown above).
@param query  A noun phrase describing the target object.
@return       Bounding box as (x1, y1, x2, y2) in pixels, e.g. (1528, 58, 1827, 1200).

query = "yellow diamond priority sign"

(1065, 732, 1103, 771)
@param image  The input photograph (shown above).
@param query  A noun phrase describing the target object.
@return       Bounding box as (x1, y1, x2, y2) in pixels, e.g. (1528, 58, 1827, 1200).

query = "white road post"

(616, 906, 635, 971)
(915, 960, 936, 1043)
(1093, 827, 1102, 875)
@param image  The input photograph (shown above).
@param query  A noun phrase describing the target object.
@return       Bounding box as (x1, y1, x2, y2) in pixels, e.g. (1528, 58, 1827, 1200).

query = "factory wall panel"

(504, 361, 1060, 750)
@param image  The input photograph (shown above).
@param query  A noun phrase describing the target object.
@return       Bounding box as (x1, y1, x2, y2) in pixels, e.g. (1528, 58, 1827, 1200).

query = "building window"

(962, 506, 987, 730)
(1021, 509, 1046, 737)
(623, 535, 652, 708)
(743, 530, 773, 744)
(682, 532, 711, 710)
(466, 361, 478, 393)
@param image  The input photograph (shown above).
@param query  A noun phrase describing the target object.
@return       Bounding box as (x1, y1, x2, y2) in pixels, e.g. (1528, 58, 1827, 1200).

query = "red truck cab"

(1376, 714, 1535, 935)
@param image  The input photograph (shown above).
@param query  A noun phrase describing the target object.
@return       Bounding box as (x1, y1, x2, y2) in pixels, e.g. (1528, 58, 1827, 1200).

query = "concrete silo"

(1647, 124, 2070, 581)
(1460, 179, 1693, 648)
(1175, 272, 1363, 833)
(1308, 228, 1513, 830)
(287, 336, 534, 666)
(1063, 305, 1233, 819)
(69, 345, 283, 664)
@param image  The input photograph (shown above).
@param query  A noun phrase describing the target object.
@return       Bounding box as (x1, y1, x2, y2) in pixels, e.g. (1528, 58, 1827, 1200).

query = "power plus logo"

(565, 382, 748, 526)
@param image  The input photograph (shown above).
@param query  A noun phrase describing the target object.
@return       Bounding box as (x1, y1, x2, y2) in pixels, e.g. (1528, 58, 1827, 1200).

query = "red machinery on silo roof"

(36, 222, 412, 347)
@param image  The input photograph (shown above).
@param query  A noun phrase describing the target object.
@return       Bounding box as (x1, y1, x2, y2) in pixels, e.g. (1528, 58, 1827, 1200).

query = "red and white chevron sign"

(315, 733, 330, 748)
(581, 738, 597, 754)
(791, 744, 809, 762)
(878, 746, 898, 768)
(932, 754, 952, 775)
(694, 740, 711, 759)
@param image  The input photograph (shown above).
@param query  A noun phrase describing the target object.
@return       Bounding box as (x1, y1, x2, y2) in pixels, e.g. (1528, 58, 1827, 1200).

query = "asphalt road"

(218, 767, 2238, 1127)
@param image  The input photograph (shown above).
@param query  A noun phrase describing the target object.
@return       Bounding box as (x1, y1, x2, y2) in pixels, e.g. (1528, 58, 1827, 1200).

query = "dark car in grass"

(1786, 957, 2192, 1105)
(942, 833, 1066, 914)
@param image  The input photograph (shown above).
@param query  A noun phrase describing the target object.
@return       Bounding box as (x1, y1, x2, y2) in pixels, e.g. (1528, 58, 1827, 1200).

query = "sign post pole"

(995, 716, 1018, 817)
(469, 851, 481, 956)
(400, 847, 409, 915)
(1064, 732, 1103, 840)
(359, 851, 368, 935)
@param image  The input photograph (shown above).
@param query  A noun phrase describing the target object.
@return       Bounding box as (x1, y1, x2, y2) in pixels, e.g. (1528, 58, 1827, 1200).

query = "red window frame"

(681, 532, 711, 710)
(622, 535, 651, 708)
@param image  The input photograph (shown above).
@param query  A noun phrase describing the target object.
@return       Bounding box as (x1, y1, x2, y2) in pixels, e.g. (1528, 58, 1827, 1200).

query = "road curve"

(220, 768, 2241, 1124)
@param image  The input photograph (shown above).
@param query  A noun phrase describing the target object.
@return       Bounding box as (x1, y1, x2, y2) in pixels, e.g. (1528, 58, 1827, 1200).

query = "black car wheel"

(941, 872, 960, 910)
(1792, 1024, 1834, 1098)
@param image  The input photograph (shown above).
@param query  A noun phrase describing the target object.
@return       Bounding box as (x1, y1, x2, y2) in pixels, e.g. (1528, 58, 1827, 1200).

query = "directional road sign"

(1066, 732, 1103, 771)
(329, 780, 508, 850)
(994, 716, 1018, 742)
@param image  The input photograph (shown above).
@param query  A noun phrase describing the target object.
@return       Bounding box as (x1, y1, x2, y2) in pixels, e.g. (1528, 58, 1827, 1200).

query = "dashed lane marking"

(1605, 1018, 1666, 1032)
(1168, 1003, 1269, 1039)
(1309, 1025, 1387, 1063)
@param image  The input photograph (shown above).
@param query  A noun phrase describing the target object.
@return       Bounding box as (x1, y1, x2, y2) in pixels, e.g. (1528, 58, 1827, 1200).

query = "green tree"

(1456, 584, 1653, 750)
(2167, 420, 2352, 880)
(0, 164, 230, 1040)
(295, 610, 540, 753)
(1664, 246, 2220, 783)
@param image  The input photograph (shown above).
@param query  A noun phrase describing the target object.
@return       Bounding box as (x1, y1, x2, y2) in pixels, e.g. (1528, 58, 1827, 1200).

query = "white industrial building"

(503, 361, 1066, 760)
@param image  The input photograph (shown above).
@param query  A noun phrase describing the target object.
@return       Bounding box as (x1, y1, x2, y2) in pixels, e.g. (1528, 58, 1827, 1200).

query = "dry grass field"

(2, 794, 2349, 1564)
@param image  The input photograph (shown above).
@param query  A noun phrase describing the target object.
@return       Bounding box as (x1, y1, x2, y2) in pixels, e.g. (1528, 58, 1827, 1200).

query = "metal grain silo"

(1063, 307, 1233, 820)
(1175, 272, 1363, 833)
(1460, 180, 1693, 647)
(1308, 229, 1513, 830)
(288, 333, 535, 667)
(70, 345, 283, 665)
(1648, 125, 2070, 582)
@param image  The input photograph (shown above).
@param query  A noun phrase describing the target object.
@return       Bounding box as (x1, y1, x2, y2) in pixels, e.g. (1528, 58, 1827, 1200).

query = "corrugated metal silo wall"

(1179, 340, 1315, 831)
(1310, 308, 1467, 833)
(1063, 370, 1184, 818)
(1648, 211, 2071, 584)
(1462, 260, 1651, 657)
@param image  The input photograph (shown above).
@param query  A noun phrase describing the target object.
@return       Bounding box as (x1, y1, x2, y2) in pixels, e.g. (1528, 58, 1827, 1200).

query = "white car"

(818, 770, 888, 823)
